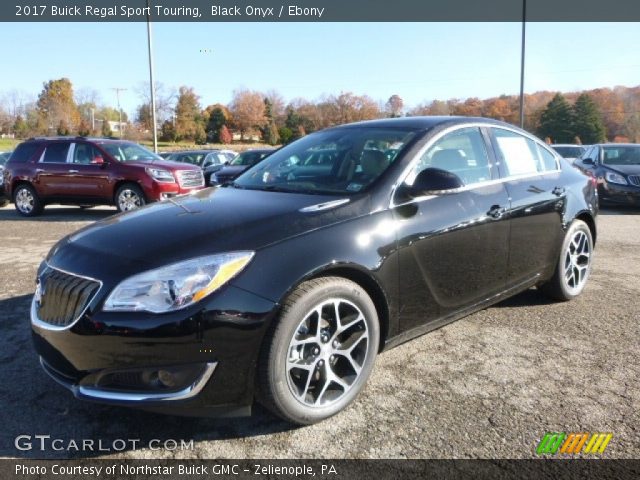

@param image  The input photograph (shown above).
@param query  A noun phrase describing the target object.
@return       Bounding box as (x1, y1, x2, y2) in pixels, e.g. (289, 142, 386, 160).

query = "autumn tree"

(135, 81, 176, 126)
(385, 94, 404, 117)
(229, 89, 267, 140)
(219, 125, 233, 144)
(573, 94, 606, 144)
(174, 86, 205, 143)
(537, 93, 576, 143)
(36, 78, 81, 134)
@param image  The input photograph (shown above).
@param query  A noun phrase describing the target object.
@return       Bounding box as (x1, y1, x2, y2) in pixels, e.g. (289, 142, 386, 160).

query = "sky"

(1, 22, 638, 117)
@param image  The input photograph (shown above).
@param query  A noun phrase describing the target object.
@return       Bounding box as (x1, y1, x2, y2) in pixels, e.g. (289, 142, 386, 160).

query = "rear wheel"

(115, 184, 146, 212)
(540, 219, 593, 301)
(13, 184, 43, 217)
(257, 277, 379, 425)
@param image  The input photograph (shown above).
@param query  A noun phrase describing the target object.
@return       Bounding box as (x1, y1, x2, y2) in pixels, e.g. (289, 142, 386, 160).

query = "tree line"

(1, 79, 638, 144)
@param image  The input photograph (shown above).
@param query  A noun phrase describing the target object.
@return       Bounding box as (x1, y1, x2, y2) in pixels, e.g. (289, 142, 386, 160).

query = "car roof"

(328, 116, 507, 130)
(170, 150, 219, 155)
(551, 144, 585, 147)
(24, 136, 137, 144)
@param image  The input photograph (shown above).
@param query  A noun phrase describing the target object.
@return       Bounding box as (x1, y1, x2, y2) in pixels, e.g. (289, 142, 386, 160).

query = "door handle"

(487, 205, 506, 219)
(68, 169, 79, 173)
(552, 186, 566, 196)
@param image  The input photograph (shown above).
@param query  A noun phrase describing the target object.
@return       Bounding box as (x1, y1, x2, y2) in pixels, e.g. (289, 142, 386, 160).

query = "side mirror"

(91, 155, 105, 165)
(224, 161, 230, 166)
(581, 158, 594, 166)
(408, 167, 464, 197)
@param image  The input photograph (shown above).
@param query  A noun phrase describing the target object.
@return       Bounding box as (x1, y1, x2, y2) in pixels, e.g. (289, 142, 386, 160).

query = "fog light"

(157, 369, 177, 388)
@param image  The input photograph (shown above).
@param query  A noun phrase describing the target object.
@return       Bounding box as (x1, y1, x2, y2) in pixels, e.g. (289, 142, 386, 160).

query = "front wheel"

(115, 184, 146, 213)
(257, 277, 379, 425)
(540, 219, 593, 301)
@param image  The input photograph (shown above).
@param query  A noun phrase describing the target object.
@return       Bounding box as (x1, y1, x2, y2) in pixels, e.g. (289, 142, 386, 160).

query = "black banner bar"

(4, 459, 640, 480)
(3, 0, 640, 22)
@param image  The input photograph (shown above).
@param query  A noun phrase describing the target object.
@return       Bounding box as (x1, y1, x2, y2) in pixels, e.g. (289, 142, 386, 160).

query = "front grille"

(35, 267, 101, 328)
(628, 175, 640, 187)
(176, 169, 204, 188)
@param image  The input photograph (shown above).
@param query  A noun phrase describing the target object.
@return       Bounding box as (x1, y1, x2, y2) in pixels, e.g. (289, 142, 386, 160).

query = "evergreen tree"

(537, 93, 576, 144)
(573, 94, 606, 143)
(206, 107, 227, 143)
(101, 119, 113, 137)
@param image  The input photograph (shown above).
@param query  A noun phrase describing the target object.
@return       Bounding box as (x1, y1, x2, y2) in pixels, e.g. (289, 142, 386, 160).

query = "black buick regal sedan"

(31, 117, 597, 424)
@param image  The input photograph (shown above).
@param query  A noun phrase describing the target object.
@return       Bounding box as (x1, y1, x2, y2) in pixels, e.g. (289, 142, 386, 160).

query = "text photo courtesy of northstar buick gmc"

(30, 117, 597, 425)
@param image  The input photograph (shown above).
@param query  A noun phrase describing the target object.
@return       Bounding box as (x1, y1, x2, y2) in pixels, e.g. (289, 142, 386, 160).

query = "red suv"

(3, 137, 205, 216)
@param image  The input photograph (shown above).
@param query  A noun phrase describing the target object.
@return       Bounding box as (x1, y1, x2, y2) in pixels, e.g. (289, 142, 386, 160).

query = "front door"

(393, 126, 510, 331)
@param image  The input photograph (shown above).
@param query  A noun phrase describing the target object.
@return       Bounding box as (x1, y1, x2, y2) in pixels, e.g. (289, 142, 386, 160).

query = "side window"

(41, 143, 70, 163)
(72, 144, 101, 164)
(492, 128, 545, 176)
(408, 127, 492, 186)
(536, 144, 559, 171)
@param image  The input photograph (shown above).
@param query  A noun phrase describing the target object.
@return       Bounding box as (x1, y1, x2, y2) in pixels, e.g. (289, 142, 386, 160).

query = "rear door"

(393, 126, 511, 330)
(34, 141, 72, 197)
(488, 127, 566, 285)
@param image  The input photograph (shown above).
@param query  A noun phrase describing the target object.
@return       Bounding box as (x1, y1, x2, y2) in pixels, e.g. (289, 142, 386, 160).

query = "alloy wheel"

(15, 188, 34, 214)
(118, 189, 142, 211)
(286, 298, 370, 407)
(563, 230, 591, 294)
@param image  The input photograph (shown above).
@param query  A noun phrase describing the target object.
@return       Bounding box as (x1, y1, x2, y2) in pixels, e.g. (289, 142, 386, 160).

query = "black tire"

(13, 184, 43, 217)
(257, 276, 379, 425)
(540, 219, 593, 301)
(115, 184, 146, 213)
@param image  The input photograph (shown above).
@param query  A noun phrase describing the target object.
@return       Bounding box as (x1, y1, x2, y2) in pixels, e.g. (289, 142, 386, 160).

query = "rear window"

(8, 143, 40, 163)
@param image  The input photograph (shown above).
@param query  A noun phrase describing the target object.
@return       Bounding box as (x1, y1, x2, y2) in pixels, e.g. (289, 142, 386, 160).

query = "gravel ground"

(0, 204, 638, 459)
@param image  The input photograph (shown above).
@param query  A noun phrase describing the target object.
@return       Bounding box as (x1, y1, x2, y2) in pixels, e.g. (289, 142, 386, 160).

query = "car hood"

(47, 187, 363, 279)
(123, 158, 201, 171)
(604, 164, 640, 176)
(215, 165, 248, 177)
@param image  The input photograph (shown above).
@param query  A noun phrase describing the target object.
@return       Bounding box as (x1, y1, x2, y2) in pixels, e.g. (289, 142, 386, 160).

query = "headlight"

(103, 252, 254, 313)
(146, 167, 175, 183)
(604, 171, 628, 185)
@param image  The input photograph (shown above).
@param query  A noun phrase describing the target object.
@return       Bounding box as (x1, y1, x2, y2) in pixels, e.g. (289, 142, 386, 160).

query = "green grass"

(0, 138, 19, 151)
(139, 140, 277, 153)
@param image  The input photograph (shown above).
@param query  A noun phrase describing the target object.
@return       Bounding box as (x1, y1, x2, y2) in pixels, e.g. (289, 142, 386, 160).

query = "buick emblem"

(34, 280, 44, 308)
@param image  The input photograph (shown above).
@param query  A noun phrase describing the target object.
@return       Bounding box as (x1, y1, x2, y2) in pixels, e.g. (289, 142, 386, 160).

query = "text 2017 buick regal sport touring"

(31, 117, 597, 424)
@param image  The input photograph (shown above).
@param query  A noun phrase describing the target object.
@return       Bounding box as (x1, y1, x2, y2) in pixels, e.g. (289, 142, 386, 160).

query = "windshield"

(100, 142, 162, 163)
(553, 146, 585, 158)
(603, 146, 640, 166)
(233, 127, 417, 195)
(230, 151, 270, 166)
(171, 152, 207, 166)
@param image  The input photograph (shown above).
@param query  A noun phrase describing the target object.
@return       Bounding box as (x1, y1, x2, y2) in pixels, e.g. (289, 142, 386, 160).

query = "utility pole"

(519, 0, 527, 129)
(146, 0, 158, 153)
(90, 107, 95, 133)
(111, 87, 127, 137)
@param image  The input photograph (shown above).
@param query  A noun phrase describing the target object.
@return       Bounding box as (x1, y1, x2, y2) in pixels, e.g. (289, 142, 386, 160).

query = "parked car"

(3, 137, 205, 216)
(30, 117, 597, 424)
(0, 151, 11, 207)
(209, 148, 274, 185)
(157, 152, 173, 159)
(165, 149, 231, 184)
(551, 144, 586, 163)
(574, 143, 640, 206)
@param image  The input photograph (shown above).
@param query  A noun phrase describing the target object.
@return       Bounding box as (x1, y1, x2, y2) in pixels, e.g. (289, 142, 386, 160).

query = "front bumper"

(598, 182, 640, 206)
(31, 268, 278, 415)
(146, 181, 205, 202)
